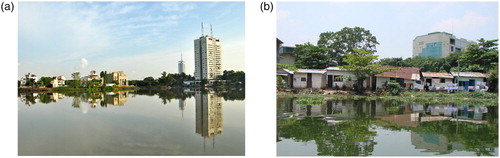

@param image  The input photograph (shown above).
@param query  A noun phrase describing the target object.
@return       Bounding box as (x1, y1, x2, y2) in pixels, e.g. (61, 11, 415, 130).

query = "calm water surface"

(277, 97, 498, 156)
(19, 89, 244, 156)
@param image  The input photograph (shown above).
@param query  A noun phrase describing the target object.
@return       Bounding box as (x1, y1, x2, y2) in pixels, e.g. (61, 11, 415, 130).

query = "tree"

(166, 74, 176, 86)
(158, 71, 168, 85)
(318, 27, 379, 65)
(100, 71, 108, 86)
(340, 49, 391, 94)
(38, 77, 53, 88)
(460, 38, 498, 72)
(277, 63, 298, 71)
(144, 76, 157, 87)
(71, 72, 81, 88)
(293, 42, 329, 69)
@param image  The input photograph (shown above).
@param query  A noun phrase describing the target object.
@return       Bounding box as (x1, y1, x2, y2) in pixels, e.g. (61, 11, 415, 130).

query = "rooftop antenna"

(201, 22, 204, 36)
(210, 24, 213, 37)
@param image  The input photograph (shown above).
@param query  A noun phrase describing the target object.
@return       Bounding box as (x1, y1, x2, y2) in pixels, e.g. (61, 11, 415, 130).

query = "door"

(327, 75, 333, 88)
(289, 74, 294, 88)
(426, 79, 432, 86)
(371, 76, 377, 91)
(307, 73, 312, 88)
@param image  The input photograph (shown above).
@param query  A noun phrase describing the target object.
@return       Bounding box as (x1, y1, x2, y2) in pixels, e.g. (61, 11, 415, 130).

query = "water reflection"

(19, 89, 244, 155)
(195, 91, 224, 151)
(277, 97, 498, 156)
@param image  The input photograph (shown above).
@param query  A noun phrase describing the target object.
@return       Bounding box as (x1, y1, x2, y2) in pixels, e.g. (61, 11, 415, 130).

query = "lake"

(277, 96, 498, 156)
(18, 89, 245, 156)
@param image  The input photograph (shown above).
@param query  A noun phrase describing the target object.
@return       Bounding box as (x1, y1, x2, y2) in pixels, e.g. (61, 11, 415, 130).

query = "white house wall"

(293, 73, 325, 89)
(326, 71, 357, 88)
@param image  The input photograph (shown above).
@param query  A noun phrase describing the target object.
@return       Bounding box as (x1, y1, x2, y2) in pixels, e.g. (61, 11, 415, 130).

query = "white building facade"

(194, 35, 222, 80)
(413, 32, 475, 58)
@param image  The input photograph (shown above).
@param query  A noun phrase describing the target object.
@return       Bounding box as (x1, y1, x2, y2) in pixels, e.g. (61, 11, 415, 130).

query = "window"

(440, 79, 445, 83)
(301, 77, 306, 82)
(334, 75, 343, 82)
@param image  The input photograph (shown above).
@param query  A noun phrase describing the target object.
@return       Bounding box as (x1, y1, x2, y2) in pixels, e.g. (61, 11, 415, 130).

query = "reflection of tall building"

(195, 91, 223, 150)
(411, 132, 450, 154)
(179, 98, 186, 118)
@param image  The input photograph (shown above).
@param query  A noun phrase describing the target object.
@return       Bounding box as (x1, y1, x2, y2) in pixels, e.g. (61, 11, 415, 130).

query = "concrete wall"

(293, 73, 325, 89)
(423, 77, 453, 89)
(326, 70, 357, 88)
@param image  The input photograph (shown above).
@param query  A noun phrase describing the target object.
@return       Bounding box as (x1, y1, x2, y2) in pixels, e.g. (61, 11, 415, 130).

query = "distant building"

(194, 24, 222, 80)
(51, 76, 66, 88)
(278, 46, 296, 65)
(81, 70, 101, 87)
(277, 38, 296, 65)
(178, 52, 185, 74)
(19, 73, 37, 87)
(413, 32, 475, 58)
(106, 71, 128, 86)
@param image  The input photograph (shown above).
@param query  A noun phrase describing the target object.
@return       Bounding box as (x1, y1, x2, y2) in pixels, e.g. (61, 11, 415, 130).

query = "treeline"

(130, 70, 245, 87)
(130, 72, 194, 87)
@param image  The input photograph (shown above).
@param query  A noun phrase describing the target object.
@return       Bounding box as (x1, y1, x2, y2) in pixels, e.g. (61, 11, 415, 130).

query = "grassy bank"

(19, 86, 140, 93)
(278, 91, 498, 106)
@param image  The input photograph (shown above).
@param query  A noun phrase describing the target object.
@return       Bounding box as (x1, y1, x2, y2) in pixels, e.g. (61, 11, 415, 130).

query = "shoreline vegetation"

(18, 86, 140, 93)
(278, 90, 498, 106)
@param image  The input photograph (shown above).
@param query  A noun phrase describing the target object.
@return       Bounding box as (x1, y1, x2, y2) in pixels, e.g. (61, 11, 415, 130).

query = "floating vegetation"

(295, 99, 326, 106)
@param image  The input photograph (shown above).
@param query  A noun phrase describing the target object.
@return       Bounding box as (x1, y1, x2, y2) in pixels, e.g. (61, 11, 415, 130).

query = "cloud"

(74, 58, 89, 71)
(431, 11, 492, 33)
(277, 10, 290, 20)
(161, 3, 195, 12)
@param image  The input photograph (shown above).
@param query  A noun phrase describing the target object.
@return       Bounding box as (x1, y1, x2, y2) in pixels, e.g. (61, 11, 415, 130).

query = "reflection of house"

(376, 113, 419, 127)
(325, 67, 357, 89)
(374, 66, 421, 89)
(105, 91, 129, 105)
(411, 132, 449, 154)
(421, 72, 453, 91)
(451, 72, 488, 92)
(106, 71, 129, 86)
(293, 69, 326, 89)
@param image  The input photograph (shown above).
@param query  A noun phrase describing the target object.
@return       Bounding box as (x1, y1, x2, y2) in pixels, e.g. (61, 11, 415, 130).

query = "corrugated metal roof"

(326, 66, 341, 71)
(451, 72, 488, 78)
(421, 72, 453, 78)
(296, 69, 326, 74)
(376, 66, 421, 80)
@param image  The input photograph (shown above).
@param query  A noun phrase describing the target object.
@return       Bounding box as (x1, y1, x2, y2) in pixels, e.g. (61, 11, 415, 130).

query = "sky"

(277, 1, 498, 60)
(18, 1, 245, 80)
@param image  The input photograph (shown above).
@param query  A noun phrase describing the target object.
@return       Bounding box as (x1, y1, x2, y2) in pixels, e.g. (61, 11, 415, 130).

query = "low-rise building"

(421, 72, 454, 91)
(325, 66, 357, 89)
(277, 68, 295, 88)
(451, 72, 488, 92)
(374, 66, 422, 89)
(293, 69, 326, 89)
(106, 71, 128, 86)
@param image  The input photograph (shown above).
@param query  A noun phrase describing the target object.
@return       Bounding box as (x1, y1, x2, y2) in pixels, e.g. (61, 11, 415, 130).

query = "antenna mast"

(210, 24, 213, 36)
(201, 22, 204, 36)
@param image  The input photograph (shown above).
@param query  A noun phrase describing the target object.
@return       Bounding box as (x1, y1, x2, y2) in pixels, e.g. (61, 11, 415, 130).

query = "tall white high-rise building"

(178, 52, 185, 74)
(194, 24, 222, 80)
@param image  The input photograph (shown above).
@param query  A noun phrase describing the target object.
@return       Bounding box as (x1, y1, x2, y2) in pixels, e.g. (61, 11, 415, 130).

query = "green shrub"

(386, 80, 401, 95)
